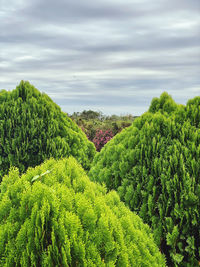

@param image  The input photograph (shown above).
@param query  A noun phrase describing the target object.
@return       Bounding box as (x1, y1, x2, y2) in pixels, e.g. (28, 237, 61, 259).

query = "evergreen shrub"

(0, 81, 95, 180)
(0, 157, 165, 266)
(149, 92, 200, 128)
(89, 93, 200, 266)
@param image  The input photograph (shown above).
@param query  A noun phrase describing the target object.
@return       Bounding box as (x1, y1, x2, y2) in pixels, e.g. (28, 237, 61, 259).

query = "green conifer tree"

(0, 81, 95, 181)
(89, 94, 200, 266)
(0, 157, 165, 266)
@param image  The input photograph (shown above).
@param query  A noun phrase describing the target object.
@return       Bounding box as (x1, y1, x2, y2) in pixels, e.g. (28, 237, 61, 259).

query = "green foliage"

(70, 110, 136, 141)
(149, 92, 200, 129)
(148, 92, 179, 114)
(0, 157, 165, 266)
(71, 110, 104, 120)
(89, 94, 200, 266)
(184, 97, 200, 128)
(0, 81, 95, 180)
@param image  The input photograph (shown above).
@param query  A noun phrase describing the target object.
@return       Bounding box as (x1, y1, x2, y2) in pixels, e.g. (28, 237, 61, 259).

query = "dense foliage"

(0, 157, 165, 266)
(92, 129, 114, 151)
(0, 81, 95, 180)
(70, 110, 136, 149)
(149, 92, 200, 129)
(89, 93, 200, 266)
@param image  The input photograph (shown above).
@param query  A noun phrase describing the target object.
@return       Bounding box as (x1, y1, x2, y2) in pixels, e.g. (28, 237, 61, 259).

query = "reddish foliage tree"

(92, 129, 114, 151)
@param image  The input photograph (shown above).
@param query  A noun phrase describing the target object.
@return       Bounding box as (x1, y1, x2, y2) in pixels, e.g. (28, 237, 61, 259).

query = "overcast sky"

(0, 0, 199, 115)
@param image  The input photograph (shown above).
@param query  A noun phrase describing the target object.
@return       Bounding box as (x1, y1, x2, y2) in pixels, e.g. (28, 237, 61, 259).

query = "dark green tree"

(0, 81, 95, 181)
(0, 157, 166, 266)
(89, 94, 200, 266)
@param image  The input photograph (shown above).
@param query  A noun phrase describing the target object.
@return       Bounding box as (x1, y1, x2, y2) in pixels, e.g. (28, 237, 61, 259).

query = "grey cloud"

(0, 0, 199, 115)
(21, 0, 146, 24)
(162, 0, 200, 12)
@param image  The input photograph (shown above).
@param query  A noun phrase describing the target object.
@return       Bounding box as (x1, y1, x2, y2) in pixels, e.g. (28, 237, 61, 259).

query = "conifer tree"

(0, 81, 95, 181)
(89, 94, 200, 266)
(0, 157, 165, 266)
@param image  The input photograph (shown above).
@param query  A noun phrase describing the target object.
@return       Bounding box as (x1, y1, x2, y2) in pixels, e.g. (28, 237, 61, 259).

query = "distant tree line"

(69, 110, 138, 151)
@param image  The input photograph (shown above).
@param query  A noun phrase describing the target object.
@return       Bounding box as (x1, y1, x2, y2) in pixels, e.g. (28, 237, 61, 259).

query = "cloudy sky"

(0, 0, 199, 115)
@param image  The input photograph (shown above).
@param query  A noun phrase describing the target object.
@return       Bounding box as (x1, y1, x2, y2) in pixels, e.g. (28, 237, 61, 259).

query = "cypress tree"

(0, 81, 95, 180)
(0, 157, 165, 266)
(89, 93, 200, 266)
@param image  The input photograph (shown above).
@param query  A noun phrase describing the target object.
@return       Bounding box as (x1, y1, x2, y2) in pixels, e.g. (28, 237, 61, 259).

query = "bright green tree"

(149, 92, 200, 129)
(0, 157, 165, 266)
(89, 93, 200, 266)
(0, 81, 95, 180)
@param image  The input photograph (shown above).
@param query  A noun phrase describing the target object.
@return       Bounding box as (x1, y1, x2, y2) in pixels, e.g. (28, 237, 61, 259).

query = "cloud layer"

(0, 0, 199, 115)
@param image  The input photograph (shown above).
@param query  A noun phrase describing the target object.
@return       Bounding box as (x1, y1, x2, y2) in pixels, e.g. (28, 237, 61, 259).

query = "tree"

(0, 81, 95, 180)
(89, 94, 200, 266)
(0, 157, 166, 266)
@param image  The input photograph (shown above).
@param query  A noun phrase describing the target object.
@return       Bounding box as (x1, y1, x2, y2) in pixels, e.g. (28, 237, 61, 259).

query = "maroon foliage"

(92, 129, 114, 151)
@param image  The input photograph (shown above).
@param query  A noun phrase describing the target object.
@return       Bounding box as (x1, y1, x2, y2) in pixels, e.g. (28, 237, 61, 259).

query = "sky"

(0, 0, 200, 115)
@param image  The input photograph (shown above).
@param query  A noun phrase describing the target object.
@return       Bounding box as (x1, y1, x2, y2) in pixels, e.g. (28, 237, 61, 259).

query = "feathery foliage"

(149, 92, 200, 128)
(89, 93, 200, 266)
(0, 157, 165, 266)
(0, 81, 95, 180)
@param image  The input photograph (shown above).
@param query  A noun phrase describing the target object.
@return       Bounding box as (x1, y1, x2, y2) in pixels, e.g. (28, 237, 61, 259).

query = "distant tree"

(92, 129, 114, 151)
(70, 111, 136, 149)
